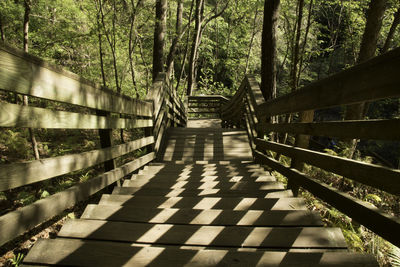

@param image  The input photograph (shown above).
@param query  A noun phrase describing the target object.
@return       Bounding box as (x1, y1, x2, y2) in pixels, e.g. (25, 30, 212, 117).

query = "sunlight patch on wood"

(137, 224, 173, 243)
(149, 208, 179, 223)
(190, 210, 222, 224)
(185, 226, 224, 245)
(237, 210, 263, 225)
(233, 198, 257, 210)
(193, 197, 221, 209)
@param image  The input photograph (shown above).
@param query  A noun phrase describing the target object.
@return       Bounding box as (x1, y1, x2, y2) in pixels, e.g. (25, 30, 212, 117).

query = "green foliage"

(388, 245, 400, 267)
(0, 130, 33, 161)
(8, 253, 24, 267)
(16, 191, 36, 206)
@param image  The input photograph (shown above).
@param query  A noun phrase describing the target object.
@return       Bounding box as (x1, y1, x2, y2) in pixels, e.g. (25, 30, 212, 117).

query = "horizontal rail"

(188, 95, 229, 101)
(255, 139, 400, 196)
(0, 44, 153, 117)
(257, 119, 400, 140)
(254, 151, 400, 248)
(0, 102, 153, 129)
(0, 152, 155, 247)
(257, 47, 400, 118)
(0, 136, 154, 191)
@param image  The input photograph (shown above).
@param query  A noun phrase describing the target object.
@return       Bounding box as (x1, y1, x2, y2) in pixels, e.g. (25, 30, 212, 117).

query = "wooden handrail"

(0, 44, 186, 246)
(187, 95, 228, 119)
(220, 49, 400, 247)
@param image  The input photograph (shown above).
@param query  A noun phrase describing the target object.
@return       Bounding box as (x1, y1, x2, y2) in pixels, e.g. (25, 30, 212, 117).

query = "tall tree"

(165, 0, 186, 81)
(382, 5, 400, 53)
(128, 0, 143, 98)
(23, 0, 40, 161)
(260, 0, 280, 101)
(187, 0, 229, 96)
(0, 15, 5, 41)
(344, 0, 387, 158)
(152, 0, 167, 81)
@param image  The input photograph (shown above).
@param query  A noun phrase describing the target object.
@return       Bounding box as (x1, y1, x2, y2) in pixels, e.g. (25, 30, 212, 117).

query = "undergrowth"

(270, 145, 400, 267)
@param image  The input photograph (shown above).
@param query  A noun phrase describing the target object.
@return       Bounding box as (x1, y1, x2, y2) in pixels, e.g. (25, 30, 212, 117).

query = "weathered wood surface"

(112, 185, 285, 197)
(254, 150, 400, 248)
(257, 119, 400, 140)
(255, 139, 400, 196)
(122, 180, 280, 190)
(0, 44, 152, 117)
(0, 102, 153, 129)
(22, 120, 378, 266)
(0, 152, 155, 246)
(0, 136, 154, 191)
(257, 47, 400, 118)
(98, 195, 308, 210)
(58, 219, 344, 248)
(81, 205, 322, 226)
(24, 239, 378, 267)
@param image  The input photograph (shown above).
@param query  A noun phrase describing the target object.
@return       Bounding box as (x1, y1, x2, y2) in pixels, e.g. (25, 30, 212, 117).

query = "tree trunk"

(166, 0, 184, 81)
(187, 0, 204, 96)
(23, 0, 40, 161)
(260, 0, 280, 101)
(152, 0, 167, 81)
(296, 0, 313, 85)
(245, 4, 260, 74)
(128, 0, 143, 98)
(382, 6, 400, 53)
(187, 0, 227, 96)
(290, 0, 304, 92)
(97, 14, 107, 88)
(176, 0, 195, 96)
(344, 0, 386, 158)
(0, 15, 5, 41)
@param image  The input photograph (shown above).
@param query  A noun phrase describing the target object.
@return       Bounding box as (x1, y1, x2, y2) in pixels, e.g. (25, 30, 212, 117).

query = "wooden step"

(112, 186, 294, 198)
(122, 180, 282, 190)
(148, 162, 261, 168)
(57, 219, 347, 249)
(162, 156, 253, 161)
(23, 238, 378, 267)
(98, 195, 308, 210)
(81, 205, 322, 226)
(129, 174, 276, 183)
(112, 185, 286, 197)
(140, 167, 267, 174)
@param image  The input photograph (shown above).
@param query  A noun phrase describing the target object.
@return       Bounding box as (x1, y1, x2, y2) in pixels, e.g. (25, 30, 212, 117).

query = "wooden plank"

(254, 150, 400, 248)
(81, 205, 323, 226)
(257, 119, 400, 140)
(221, 79, 246, 113)
(122, 180, 284, 191)
(188, 111, 220, 114)
(0, 44, 153, 116)
(0, 152, 155, 246)
(0, 136, 154, 191)
(257, 47, 400, 118)
(255, 139, 400, 195)
(24, 239, 378, 267)
(245, 74, 266, 108)
(112, 186, 285, 197)
(0, 102, 153, 129)
(98, 195, 308, 210)
(58, 219, 345, 248)
(189, 95, 229, 101)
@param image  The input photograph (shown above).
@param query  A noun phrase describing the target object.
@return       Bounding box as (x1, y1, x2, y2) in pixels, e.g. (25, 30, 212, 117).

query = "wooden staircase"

(23, 119, 377, 266)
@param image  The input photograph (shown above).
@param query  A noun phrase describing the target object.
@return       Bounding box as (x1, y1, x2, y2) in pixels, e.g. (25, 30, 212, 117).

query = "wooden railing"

(187, 95, 229, 118)
(0, 43, 185, 246)
(221, 47, 400, 247)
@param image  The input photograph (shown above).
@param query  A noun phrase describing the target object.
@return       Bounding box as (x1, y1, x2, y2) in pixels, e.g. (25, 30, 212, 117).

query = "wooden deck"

(23, 120, 378, 266)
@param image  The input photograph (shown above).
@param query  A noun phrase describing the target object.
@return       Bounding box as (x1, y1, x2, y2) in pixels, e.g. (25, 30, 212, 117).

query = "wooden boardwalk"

(23, 120, 377, 266)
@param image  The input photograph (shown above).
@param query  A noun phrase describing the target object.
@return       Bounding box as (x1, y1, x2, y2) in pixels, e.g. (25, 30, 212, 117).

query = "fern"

(388, 246, 400, 267)
(8, 253, 24, 267)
